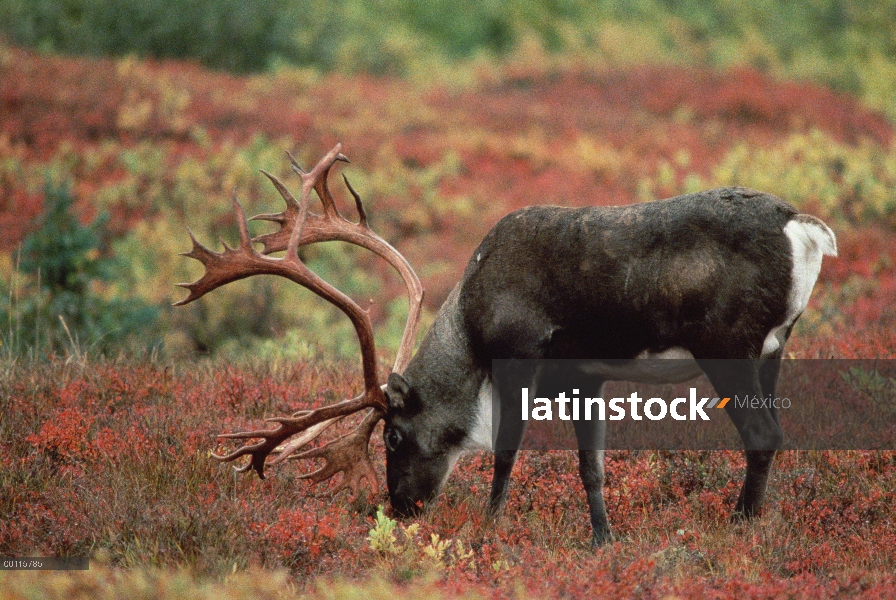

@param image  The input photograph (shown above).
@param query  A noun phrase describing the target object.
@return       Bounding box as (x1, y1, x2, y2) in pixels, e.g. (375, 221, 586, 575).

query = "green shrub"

(1, 180, 159, 358)
(638, 129, 896, 228)
(696, 129, 896, 227)
(0, 0, 301, 72)
(3, 0, 896, 122)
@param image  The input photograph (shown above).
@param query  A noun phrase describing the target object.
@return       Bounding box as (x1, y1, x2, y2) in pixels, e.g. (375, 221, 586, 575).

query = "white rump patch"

(761, 216, 837, 357)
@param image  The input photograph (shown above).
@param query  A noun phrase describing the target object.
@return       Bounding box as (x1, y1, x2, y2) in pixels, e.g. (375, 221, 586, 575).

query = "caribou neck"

(404, 284, 486, 417)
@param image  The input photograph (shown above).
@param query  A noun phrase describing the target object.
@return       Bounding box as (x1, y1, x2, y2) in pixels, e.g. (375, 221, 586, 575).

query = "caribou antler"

(175, 143, 424, 500)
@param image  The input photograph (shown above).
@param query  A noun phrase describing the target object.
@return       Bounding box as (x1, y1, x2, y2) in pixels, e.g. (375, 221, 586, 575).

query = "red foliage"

(26, 407, 97, 465)
(1, 360, 895, 595)
(636, 66, 892, 145)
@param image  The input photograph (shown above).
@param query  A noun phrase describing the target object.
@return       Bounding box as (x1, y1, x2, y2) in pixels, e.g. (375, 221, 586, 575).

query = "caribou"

(176, 144, 837, 546)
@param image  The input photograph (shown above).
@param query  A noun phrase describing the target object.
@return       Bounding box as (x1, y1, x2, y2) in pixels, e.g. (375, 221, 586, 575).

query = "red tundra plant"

(26, 405, 98, 468)
(1, 358, 894, 595)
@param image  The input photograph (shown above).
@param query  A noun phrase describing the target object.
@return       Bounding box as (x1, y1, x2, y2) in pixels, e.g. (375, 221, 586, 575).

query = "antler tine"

(288, 409, 383, 499)
(342, 174, 369, 229)
(258, 170, 301, 214)
(269, 416, 338, 462)
(233, 192, 252, 248)
(173, 196, 257, 306)
(284, 145, 344, 261)
(212, 393, 381, 479)
(286, 150, 305, 175)
(254, 144, 349, 259)
(300, 144, 348, 218)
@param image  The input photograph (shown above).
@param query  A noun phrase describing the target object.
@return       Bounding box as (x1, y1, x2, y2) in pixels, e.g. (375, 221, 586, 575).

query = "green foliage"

(21, 181, 111, 297)
(366, 506, 400, 556)
(2, 132, 441, 360)
(3, 0, 896, 119)
(677, 129, 896, 227)
(0, 0, 301, 73)
(366, 506, 474, 578)
(840, 366, 896, 415)
(1, 180, 159, 357)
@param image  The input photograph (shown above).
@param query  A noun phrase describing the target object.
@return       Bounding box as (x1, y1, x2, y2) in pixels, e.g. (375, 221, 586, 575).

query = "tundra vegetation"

(2, 2, 896, 597)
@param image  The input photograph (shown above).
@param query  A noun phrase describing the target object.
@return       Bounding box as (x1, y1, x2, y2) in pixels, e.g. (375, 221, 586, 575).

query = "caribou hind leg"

(577, 447, 611, 546)
(759, 349, 785, 429)
(572, 381, 611, 547)
(553, 369, 612, 547)
(698, 358, 784, 519)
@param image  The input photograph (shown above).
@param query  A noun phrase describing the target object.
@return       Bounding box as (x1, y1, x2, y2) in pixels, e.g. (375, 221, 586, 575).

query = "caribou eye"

(385, 429, 402, 452)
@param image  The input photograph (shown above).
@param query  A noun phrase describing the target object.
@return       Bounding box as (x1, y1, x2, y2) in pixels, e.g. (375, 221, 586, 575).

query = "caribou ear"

(386, 373, 411, 410)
